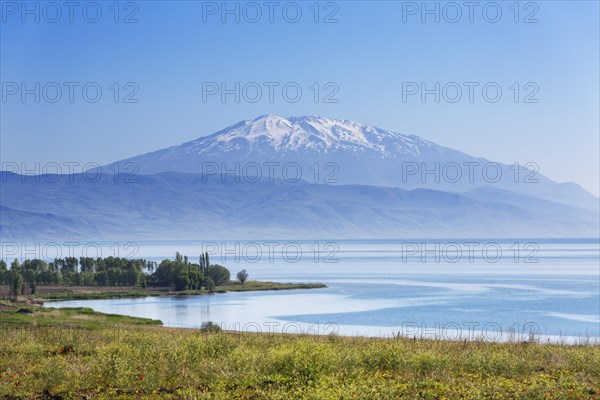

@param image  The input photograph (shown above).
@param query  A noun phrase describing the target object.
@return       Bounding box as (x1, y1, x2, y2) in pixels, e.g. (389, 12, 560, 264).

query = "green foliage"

(94, 270, 108, 285)
(3, 252, 234, 291)
(187, 269, 202, 290)
(200, 321, 222, 333)
(10, 271, 24, 296)
(204, 277, 215, 292)
(207, 264, 230, 286)
(173, 272, 190, 291)
(10, 259, 21, 271)
(153, 260, 175, 286)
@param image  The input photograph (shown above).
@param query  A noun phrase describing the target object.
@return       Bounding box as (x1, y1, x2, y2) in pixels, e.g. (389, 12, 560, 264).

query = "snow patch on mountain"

(155, 114, 438, 160)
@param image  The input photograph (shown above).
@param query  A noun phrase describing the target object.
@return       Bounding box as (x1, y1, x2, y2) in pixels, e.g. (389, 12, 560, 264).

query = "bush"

(48, 343, 76, 355)
(200, 321, 222, 333)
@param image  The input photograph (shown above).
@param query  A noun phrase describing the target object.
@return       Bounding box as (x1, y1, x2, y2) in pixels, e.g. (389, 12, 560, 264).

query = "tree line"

(0, 252, 249, 296)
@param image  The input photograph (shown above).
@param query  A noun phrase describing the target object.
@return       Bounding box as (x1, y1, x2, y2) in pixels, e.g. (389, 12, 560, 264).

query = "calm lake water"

(42, 239, 600, 342)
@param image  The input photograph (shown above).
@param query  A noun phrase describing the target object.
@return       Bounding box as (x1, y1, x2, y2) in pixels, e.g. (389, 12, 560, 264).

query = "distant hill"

(0, 172, 597, 240)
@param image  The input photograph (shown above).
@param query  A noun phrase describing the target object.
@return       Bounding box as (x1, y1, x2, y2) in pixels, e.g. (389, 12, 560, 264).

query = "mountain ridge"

(2, 115, 598, 240)
(1, 171, 597, 240)
(108, 114, 598, 212)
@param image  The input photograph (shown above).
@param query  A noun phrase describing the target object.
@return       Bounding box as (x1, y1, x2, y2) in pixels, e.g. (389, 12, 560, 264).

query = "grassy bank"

(1, 304, 599, 399)
(1, 281, 326, 302)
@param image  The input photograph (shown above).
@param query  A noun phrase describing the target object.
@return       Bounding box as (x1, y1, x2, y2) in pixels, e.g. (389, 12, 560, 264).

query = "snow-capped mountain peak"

(107, 114, 598, 211)
(179, 114, 433, 158)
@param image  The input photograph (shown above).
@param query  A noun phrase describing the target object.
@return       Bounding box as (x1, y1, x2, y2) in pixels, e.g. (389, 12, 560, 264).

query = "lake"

(42, 239, 599, 342)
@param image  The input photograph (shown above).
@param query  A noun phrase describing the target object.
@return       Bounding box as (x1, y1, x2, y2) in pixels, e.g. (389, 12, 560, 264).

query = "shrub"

(200, 321, 222, 333)
(48, 343, 76, 355)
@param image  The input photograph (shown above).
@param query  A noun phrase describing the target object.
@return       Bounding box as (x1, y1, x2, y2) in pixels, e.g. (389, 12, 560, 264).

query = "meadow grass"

(1, 303, 599, 399)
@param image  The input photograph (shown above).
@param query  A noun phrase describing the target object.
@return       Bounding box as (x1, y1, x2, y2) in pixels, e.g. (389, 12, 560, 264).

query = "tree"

(79, 257, 95, 273)
(10, 272, 24, 298)
(53, 258, 65, 273)
(153, 260, 175, 287)
(207, 265, 230, 286)
(0, 261, 6, 285)
(1, 252, 234, 291)
(107, 268, 118, 286)
(24, 259, 47, 272)
(174, 271, 190, 291)
(204, 277, 215, 292)
(236, 269, 249, 284)
(23, 270, 35, 289)
(95, 271, 108, 286)
(199, 253, 210, 276)
(126, 268, 141, 286)
(63, 257, 78, 274)
(10, 259, 21, 271)
(188, 269, 202, 290)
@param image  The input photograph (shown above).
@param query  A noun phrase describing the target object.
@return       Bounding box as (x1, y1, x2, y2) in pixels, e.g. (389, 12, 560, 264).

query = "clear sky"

(1, 0, 598, 195)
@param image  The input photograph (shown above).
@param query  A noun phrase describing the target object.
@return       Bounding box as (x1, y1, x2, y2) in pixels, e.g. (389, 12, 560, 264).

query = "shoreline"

(3, 283, 598, 345)
(0, 281, 327, 304)
(35, 296, 600, 346)
(3, 301, 599, 347)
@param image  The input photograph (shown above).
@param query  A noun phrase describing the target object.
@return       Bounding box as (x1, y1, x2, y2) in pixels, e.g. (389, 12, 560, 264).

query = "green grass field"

(1, 302, 599, 399)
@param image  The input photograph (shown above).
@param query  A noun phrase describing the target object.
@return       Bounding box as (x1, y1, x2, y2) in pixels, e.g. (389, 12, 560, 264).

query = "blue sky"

(1, 0, 599, 195)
